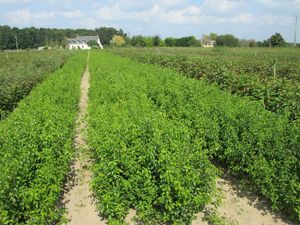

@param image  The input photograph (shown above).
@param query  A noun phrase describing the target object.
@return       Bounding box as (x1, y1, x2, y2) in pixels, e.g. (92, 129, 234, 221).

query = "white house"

(202, 40, 216, 48)
(67, 35, 103, 50)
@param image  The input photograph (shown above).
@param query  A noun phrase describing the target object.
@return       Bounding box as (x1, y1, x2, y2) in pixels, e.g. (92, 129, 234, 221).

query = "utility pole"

(294, 16, 299, 47)
(46, 35, 48, 47)
(15, 35, 18, 51)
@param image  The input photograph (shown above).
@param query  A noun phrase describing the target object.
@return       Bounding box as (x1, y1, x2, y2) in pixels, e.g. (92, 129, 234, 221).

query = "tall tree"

(130, 35, 147, 47)
(208, 32, 218, 40)
(216, 34, 239, 47)
(269, 32, 286, 47)
(0, 26, 15, 49)
(164, 37, 176, 47)
(175, 36, 200, 47)
(96, 27, 124, 45)
(153, 35, 161, 47)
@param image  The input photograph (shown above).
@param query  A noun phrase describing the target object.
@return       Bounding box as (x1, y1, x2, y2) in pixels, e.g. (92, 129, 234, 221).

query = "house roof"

(67, 36, 99, 44)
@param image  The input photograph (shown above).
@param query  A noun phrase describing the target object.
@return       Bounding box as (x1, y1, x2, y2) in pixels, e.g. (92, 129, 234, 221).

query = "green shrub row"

(0, 50, 71, 120)
(110, 47, 300, 81)
(0, 52, 86, 224)
(141, 62, 300, 221)
(90, 52, 299, 222)
(88, 51, 218, 224)
(111, 49, 300, 120)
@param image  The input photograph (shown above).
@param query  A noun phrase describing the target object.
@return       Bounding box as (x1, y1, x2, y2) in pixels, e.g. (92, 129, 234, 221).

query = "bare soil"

(192, 174, 296, 225)
(215, 175, 295, 225)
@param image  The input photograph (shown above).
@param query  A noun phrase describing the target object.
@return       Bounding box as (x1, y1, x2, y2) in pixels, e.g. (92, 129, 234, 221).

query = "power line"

(294, 16, 299, 47)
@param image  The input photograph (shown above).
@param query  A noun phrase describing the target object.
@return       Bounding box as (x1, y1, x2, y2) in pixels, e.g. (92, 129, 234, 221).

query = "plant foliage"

(0, 50, 71, 119)
(0, 52, 86, 224)
(89, 52, 299, 222)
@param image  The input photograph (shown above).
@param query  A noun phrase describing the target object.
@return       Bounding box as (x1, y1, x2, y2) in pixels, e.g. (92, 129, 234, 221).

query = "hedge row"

(0, 52, 86, 224)
(89, 52, 299, 222)
(88, 51, 218, 224)
(112, 49, 300, 121)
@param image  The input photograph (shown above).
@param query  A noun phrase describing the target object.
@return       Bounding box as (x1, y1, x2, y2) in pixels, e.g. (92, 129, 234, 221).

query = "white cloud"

(58, 10, 84, 19)
(202, 0, 246, 13)
(93, 3, 202, 24)
(6, 8, 32, 25)
(0, 0, 31, 3)
(230, 13, 256, 24)
(161, 0, 187, 6)
(34, 11, 55, 20)
(5, 8, 85, 25)
(259, 15, 292, 26)
(256, 0, 300, 13)
(257, 0, 300, 7)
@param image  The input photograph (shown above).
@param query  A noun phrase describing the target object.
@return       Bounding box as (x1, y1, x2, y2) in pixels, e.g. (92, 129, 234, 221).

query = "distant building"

(67, 35, 103, 50)
(202, 39, 216, 48)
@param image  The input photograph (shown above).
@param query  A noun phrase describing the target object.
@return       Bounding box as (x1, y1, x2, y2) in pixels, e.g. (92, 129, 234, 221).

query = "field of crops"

(0, 51, 86, 224)
(0, 50, 71, 119)
(0, 49, 299, 224)
(88, 51, 299, 223)
(111, 47, 300, 120)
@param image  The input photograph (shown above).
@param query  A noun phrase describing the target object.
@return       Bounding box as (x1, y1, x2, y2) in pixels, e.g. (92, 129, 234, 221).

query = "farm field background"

(0, 48, 299, 224)
(0, 50, 72, 119)
(89, 51, 299, 224)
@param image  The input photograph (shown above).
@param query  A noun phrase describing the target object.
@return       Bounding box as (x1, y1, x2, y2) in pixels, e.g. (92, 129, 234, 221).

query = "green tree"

(175, 36, 200, 47)
(130, 35, 147, 47)
(208, 32, 218, 40)
(0, 26, 15, 49)
(96, 27, 124, 46)
(216, 34, 239, 47)
(0, 25, 128, 50)
(153, 35, 161, 47)
(269, 32, 286, 47)
(164, 37, 176, 47)
(145, 37, 154, 47)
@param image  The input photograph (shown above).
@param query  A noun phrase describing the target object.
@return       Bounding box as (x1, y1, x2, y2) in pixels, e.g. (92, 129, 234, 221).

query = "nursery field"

(0, 50, 71, 119)
(0, 50, 299, 224)
(111, 47, 300, 120)
(0, 51, 86, 224)
(88, 51, 299, 224)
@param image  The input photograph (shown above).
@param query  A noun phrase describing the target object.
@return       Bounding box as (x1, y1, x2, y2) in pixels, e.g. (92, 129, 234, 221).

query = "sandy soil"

(215, 174, 296, 225)
(192, 174, 296, 225)
(125, 209, 137, 225)
(62, 62, 106, 225)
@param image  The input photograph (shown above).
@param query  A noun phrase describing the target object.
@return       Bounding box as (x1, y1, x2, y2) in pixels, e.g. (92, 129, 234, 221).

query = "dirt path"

(192, 174, 295, 225)
(215, 175, 295, 225)
(63, 53, 106, 225)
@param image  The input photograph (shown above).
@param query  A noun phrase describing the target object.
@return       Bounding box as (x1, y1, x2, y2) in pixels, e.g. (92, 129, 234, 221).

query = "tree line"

(0, 26, 125, 50)
(115, 32, 292, 48)
(0, 25, 296, 50)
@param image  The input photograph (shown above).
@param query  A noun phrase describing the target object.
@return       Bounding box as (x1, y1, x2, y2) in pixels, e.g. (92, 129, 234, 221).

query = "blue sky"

(0, 0, 299, 42)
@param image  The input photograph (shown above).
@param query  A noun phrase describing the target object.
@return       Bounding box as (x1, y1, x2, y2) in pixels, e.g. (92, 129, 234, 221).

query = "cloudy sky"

(0, 0, 299, 42)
